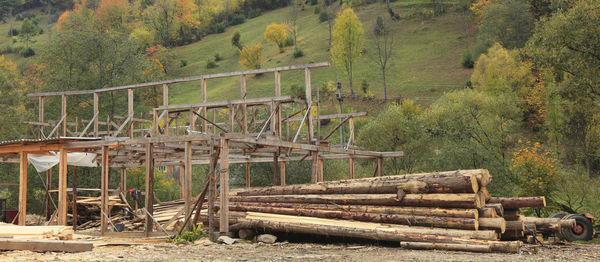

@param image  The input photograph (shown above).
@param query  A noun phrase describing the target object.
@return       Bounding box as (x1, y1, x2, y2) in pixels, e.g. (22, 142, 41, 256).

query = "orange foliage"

(56, 11, 72, 31)
(175, 0, 200, 29)
(23, 64, 46, 90)
(0, 55, 16, 72)
(511, 140, 558, 197)
(96, 0, 130, 29)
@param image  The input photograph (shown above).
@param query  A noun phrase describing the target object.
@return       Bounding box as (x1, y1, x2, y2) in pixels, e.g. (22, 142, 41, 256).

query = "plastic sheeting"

(28, 152, 98, 173)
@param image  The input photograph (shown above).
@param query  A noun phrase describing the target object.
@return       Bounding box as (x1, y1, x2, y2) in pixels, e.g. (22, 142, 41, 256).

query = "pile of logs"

(192, 169, 575, 253)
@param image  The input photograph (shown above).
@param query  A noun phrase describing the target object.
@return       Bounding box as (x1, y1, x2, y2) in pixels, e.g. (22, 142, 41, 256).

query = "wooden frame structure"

(2, 62, 403, 237)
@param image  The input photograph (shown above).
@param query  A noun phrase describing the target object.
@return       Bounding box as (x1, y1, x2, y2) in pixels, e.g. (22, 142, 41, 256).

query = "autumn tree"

(471, 43, 535, 92)
(265, 23, 287, 52)
(96, 0, 130, 31)
(477, 0, 534, 49)
(19, 18, 37, 49)
(239, 43, 263, 70)
(331, 7, 363, 95)
(372, 16, 394, 100)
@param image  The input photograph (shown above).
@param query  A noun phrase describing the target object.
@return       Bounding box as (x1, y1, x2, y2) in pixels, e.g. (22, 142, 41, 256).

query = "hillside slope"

(168, 2, 475, 106)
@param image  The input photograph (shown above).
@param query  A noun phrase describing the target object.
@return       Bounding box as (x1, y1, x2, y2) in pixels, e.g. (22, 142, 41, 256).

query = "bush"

(210, 22, 226, 34)
(171, 225, 208, 243)
(214, 52, 222, 61)
(319, 11, 330, 23)
(461, 51, 474, 68)
(20, 47, 35, 57)
(361, 80, 369, 94)
(180, 60, 188, 67)
(314, 6, 321, 14)
(293, 47, 304, 58)
(206, 58, 218, 69)
(246, 9, 262, 19)
(229, 14, 246, 26)
(7, 28, 19, 37)
(320, 81, 336, 96)
(310, 0, 318, 4)
(232, 31, 243, 50)
(284, 36, 294, 47)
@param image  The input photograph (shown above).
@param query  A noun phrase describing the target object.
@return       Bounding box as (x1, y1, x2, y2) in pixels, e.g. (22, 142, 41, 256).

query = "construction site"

(0, 63, 595, 260)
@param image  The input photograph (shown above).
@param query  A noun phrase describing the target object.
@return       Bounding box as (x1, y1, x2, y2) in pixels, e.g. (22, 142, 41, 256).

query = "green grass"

(168, 2, 475, 110)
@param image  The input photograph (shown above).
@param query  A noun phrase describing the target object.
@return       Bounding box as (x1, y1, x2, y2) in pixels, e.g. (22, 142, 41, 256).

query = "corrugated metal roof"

(0, 137, 101, 146)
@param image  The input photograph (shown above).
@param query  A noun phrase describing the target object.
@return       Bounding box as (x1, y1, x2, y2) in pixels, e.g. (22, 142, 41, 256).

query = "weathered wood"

(479, 208, 498, 218)
(488, 197, 546, 209)
(484, 203, 504, 217)
(227, 205, 478, 230)
(505, 220, 525, 231)
(229, 193, 483, 208)
(58, 149, 67, 225)
(522, 217, 576, 233)
(0, 239, 93, 253)
(400, 242, 491, 253)
(100, 146, 109, 235)
(219, 138, 230, 235)
(144, 143, 154, 236)
(235, 174, 479, 196)
(229, 202, 479, 219)
(503, 209, 520, 221)
(18, 152, 27, 226)
(479, 217, 506, 233)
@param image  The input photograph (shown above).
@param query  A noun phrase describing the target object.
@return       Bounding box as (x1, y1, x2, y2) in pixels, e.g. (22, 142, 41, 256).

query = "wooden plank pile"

(0, 223, 74, 240)
(0, 223, 92, 253)
(194, 169, 574, 253)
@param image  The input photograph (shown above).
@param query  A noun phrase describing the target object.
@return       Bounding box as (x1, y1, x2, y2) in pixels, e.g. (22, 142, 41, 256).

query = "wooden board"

(0, 239, 93, 252)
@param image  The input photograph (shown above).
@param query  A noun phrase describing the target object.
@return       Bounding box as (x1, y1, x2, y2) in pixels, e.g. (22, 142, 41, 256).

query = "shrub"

(171, 225, 208, 243)
(314, 6, 321, 14)
(229, 14, 246, 26)
(290, 84, 305, 99)
(206, 58, 218, 69)
(319, 11, 330, 23)
(232, 31, 243, 50)
(461, 51, 474, 68)
(20, 47, 35, 57)
(293, 47, 304, 58)
(246, 9, 262, 18)
(238, 43, 263, 69)
(320, 81, 336, 96)
(284, 36, 294, 47)
(180, 60, 188, 67)
(214, 52, 222, 61)
(361, 80, 369, 94)
(210, 22, 226, 34)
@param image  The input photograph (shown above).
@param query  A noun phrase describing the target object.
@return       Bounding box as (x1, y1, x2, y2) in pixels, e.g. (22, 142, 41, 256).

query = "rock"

(256, 234, 277, 244)
(217, 236, 236, 245)
(194, 238, 213, 246)
(238, 229, 256, 240)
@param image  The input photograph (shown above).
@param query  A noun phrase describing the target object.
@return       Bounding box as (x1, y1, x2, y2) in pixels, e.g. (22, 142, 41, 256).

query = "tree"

(471, 43, 535, 91)
(289, 0, 304, 48)
(265, 23, 287, 52)
(477, 0, 534, 49)
(358, 100, 426, 174)
(96, 0, 130, 31)
(231, 31, 243, 50)
(19, 18, 37, 48)
(372, 16, 394, 100)
(331, 7, 363, 95)
(239, 43, 263, 70)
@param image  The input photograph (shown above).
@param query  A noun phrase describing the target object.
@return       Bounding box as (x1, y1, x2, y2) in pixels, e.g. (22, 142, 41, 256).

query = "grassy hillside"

(168, 1, 475, 108)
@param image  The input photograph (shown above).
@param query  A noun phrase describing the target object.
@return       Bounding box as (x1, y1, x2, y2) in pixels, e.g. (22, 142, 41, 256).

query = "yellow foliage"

(238, 44, 263, 70)
(471, 0, 503, 18)
(0, 55, 16, 72)
(264, 23, 287, 51)
(511, 140, 558, 197)
(471, 43, 535, 92)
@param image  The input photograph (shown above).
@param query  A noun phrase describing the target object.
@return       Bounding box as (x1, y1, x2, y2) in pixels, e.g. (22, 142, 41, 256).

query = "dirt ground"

(2, 233, 600, 262)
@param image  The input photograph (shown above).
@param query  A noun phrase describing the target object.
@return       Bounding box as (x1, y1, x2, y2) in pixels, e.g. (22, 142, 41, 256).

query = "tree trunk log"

(227, 205, 479, 230)
(505, 220, 525, 231)
(229, 193, 483, 208)
(488, 197, 545, 209)
(400, 242, 491, 252)
(229, 202, 479, 219)
(522, 217, 575, 232)
(235, 174, 479, 195)
(503, 209, 520, 221)
(484, 203, 504, 217)
(479, 217, 506, 233)
(479, 208, 498, 218)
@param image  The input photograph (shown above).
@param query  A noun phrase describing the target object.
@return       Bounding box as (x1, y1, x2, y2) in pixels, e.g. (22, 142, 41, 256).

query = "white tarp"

(28, 152, 98, 173)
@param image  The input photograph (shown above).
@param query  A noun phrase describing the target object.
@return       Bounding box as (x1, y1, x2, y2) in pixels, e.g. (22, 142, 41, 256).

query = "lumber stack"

(0, 224, 74, 240)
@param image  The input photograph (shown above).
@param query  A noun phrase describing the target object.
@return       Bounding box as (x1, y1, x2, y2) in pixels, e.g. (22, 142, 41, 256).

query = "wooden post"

(349, 157, 355, 180)
(377, 157, 383, 177)
(44, 169, 52, 221)
(273, 151, 279, 186)
(120, 167, 126, 195)
(304, 67, 313, 142)
(128, 89, 134, 138)
(152, 110, 159, 136)
(162, 84, 169, 136)
(18, 152, 27, 226)
(280, 158, 286, 186)
(348, 117, 355, 179)
(61, 95, 67, 137)
(228, 104, 235, 132)
(241, 75, 247, 134)
(93, 93, 99, 137)
(72, 166, 77, 230)
(38, 97, 44, 138)
(219, 139, 230, 235)
(184, 141, 192, 230)
(245, 161, 250, 188)
(318, 157, 324, 182)
(144, 143, 154, 236)
(311, 152, 318, 183)
(100, 146, 109, 235)
(208, 142, 216, 240)
(58, 148, 67, 225)
(179, 164, 185, 199)
(201, 78, 208, 133)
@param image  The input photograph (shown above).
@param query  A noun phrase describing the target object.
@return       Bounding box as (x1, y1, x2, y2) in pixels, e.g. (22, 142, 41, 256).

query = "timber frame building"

(1, 62, 403, 236)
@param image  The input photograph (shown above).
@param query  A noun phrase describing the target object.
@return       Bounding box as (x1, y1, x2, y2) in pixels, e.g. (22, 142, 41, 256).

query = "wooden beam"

(162, 84, 169, 136)
(38, 97, 44, 138)
(100, 146, 109, 235)
(311, 152, 318, 184)
(28, 63, 330, 97)
(18, 152, 27, 226)
(128, 89, 134, 138)
(245, 161, 250, 188)
(305, 68, 313, 142)
(120, 167, 126, 195)
(0, 239, 93, 253)
(241, 75, 247, 134)
(144, 143, 154, 236)
(58, 149, 67, 225)
(377, 157, 383, 177)
(349, 157, 355, 180)
(318, 157, 324, 182)
(72, 166, 77, 230)
(156, 96, 294, 111)
(280, 158, 286, 186)
(219, 138, 230, 235)
(201, 78, 208, 133)
(45, 169, 52, 221)
(179, 164, 185, 199)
